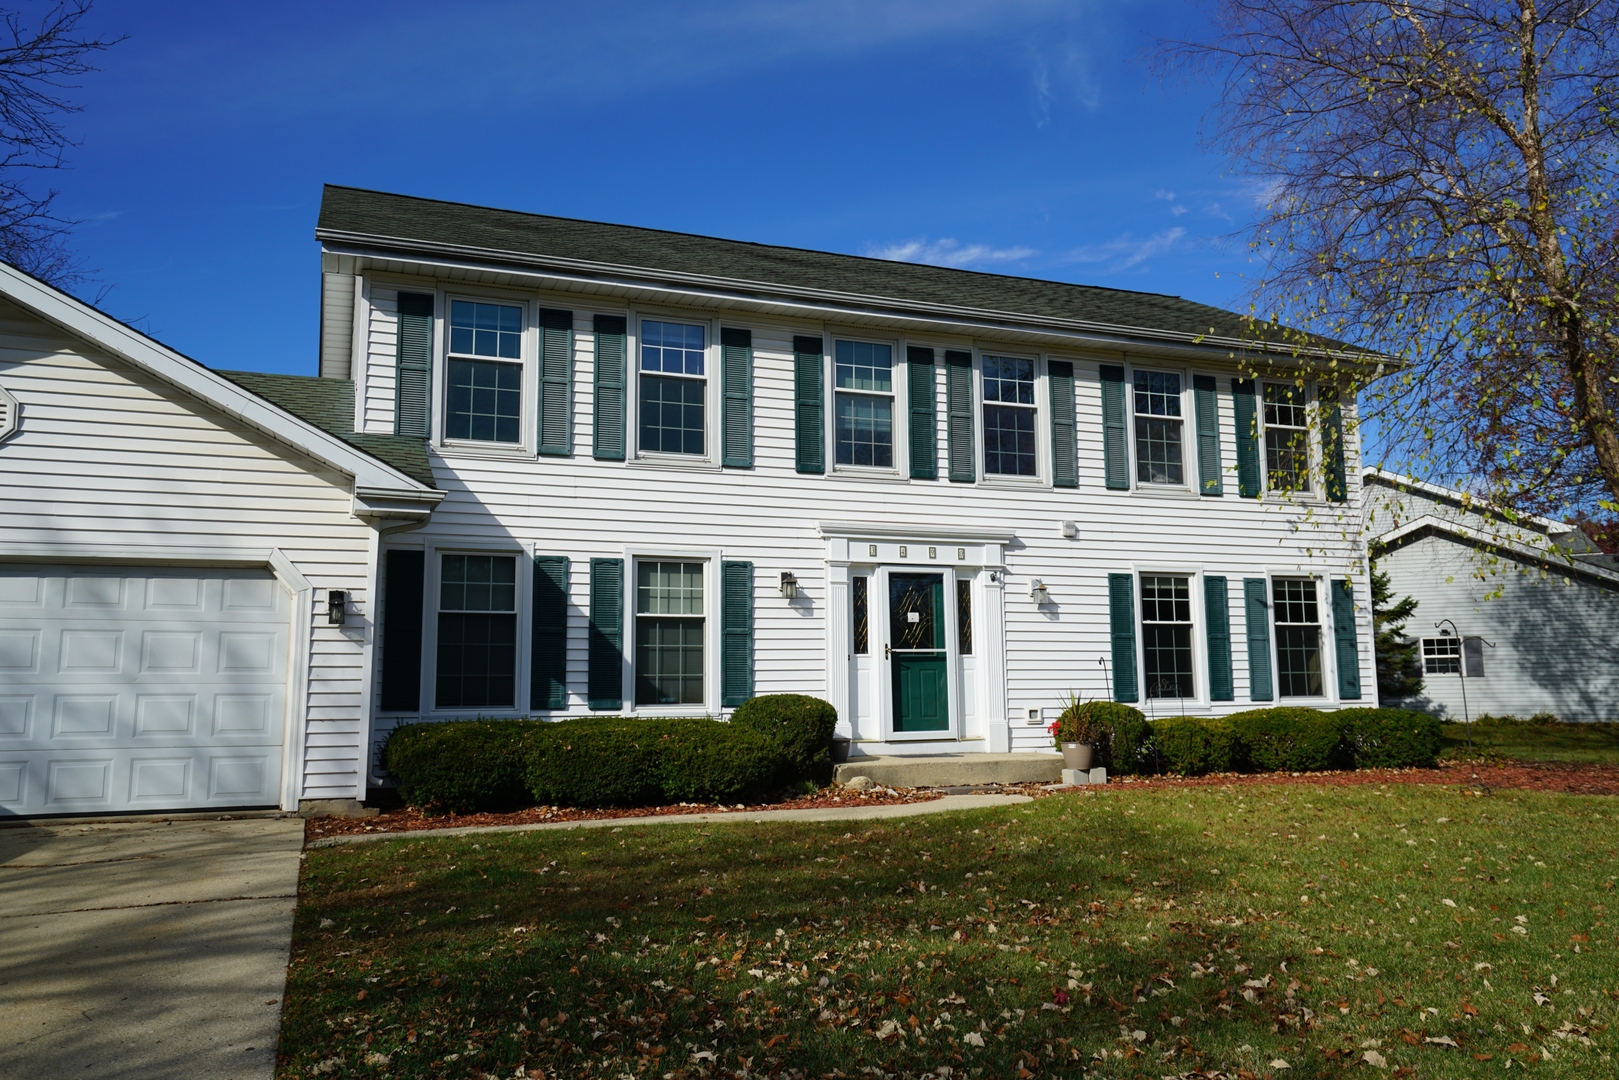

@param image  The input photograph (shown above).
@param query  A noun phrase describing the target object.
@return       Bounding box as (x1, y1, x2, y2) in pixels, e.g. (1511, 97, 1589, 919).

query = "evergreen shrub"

(1052, 701, 1151, 774)
(525, 717, 786, 808)
(1336, 707, 1444, 768)
(381, 719, 539, 814)
(1152, 716, 1238, 775)
(728, 693, 838, 784)
(1228, 707, 1348, 772)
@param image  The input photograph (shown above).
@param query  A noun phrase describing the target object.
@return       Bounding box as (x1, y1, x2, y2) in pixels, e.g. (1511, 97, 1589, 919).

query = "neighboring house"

(0, 185, 1383, 817)
(1364, 469, 1619, 721)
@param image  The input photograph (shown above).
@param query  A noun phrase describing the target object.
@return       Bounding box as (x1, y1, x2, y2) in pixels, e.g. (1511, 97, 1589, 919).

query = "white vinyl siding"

(362, 287, 400, 435)
(0, 296, 377, 803)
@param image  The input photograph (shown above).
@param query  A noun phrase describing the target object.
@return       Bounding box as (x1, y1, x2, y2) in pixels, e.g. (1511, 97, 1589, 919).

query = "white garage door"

(0, 566, 288, 815)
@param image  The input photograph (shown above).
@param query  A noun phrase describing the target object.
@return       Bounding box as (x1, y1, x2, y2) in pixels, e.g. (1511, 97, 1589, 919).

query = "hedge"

(1153, 716, 1238, 775)
(1227, 707, 1348, 772)
(728, 693, 838, 785)
(525, 717, 783, 808)
(1335, 707, 1444, 768)
(381, 719, 538, 814)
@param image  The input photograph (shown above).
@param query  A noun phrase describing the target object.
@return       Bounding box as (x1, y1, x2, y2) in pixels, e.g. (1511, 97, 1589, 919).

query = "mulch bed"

(303, 785, 943, 841)
(306, 760, 1619, 841)
(1099, 758, 1619, 797)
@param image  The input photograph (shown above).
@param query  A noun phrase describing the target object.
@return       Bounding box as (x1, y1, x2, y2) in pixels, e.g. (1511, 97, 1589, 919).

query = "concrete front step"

(833, 752, 1062, 789)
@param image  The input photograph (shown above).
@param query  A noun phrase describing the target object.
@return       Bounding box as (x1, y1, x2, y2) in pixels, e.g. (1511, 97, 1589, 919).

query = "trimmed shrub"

(1228, 707, 1348, 772)
(525, 717, 787, 808)
(1152, 716, 1238, 775)
(381, 719, 538, 814)
(1052, 701, 1151, 774)
(1336, 707, 1444, 768)
(729, 694, 838, 785)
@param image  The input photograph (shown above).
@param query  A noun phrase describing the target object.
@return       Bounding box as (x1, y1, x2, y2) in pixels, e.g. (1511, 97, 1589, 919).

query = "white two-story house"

(0, 185, 1381, 816)
(312, 187, 1378, 776)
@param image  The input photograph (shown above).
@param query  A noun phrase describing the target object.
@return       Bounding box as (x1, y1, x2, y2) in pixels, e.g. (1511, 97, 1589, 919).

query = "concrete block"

(833, 753, 1062, 788)
(1088, 767, 1107, 785)
(299, 799, 380, 819)
(1061, 768, 1088, 786)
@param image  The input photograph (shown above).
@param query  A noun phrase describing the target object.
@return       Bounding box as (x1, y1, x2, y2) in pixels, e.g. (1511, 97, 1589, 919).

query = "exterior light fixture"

(327, 590, 347, 626)
(1060, 520, 1078, 539)
(1029, 578, 1049, 605)
(779, 571, 798, 600)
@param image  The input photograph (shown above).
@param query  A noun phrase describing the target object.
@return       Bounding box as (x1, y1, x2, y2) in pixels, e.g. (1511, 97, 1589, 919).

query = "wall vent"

(0, 384, 17, 443)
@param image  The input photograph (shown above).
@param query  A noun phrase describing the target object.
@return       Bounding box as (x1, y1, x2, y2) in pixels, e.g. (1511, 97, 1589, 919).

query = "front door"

(887, 572, 949, 733)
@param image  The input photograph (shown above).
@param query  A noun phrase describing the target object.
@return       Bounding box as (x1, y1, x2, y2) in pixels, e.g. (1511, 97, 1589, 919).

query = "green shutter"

(721, 327, 753, 468)
(1049, 359, 1078, 489)
(1321, 385, 1348, 502)
(1108, 573, 1138, 703)
(1193, 374, 1223, 495)
(1204, 575, 1233, 701)
(393, 293, 435, 438)
(1243, 577, 1273, 701)
(907, 346, 937, 480)
(593, 315, 627, 461)
(720, 560, 754, 707)
(537, 308, 573, 456)
(531, 555, 569, 711)
(793, 335, 824, 474)
(379, 549, 424, 712)
(945, 350, 975, 483)
(1331, 579, 1362, 700)
(1100, 364, 1129, 490)
(1232, 378, 1261, 498)
(587, 558, 623, 710)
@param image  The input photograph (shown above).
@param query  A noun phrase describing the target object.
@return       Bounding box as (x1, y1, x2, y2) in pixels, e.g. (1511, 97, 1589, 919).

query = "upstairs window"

(982, 356, 1037, 476)
(635, 560, 705, 706)
(1274, 577, 1324, 696)
(1133, 370, 1183, 484)
(639, 320, 706, 455)
(1263, 382, 1311, 492)
(436, 554, 517, 708)
(834, 341, 894, 468)
(446, 300, 523, 443)
(1140, 575, 1194, 699)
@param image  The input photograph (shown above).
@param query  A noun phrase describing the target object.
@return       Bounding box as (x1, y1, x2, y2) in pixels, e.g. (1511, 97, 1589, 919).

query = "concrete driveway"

(0, 816, 304, 1080)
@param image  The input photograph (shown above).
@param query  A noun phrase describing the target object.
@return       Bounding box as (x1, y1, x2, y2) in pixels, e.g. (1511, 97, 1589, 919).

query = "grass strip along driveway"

(281, 784, 1618, 1079)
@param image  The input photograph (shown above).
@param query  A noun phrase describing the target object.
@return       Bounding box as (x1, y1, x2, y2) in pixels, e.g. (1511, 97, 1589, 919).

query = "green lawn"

(281, 786, 1619, 1079)
(1441, 721, 1619, 764)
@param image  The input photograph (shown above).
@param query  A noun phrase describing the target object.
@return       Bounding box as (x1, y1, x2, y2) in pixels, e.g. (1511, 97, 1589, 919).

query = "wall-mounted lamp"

(327, 590, 347, 626)
(1029, 578, 1050, 605)
(779, 571, 798, 600)
(1060, 520, 1078, 539)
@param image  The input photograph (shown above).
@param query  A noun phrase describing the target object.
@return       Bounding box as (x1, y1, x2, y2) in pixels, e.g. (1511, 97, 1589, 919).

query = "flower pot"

(1061, 742, 1093, 771)
(830, 737, 851, 764)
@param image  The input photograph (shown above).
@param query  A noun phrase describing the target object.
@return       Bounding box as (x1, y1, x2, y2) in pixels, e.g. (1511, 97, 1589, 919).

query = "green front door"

(889, 573, 949, 733)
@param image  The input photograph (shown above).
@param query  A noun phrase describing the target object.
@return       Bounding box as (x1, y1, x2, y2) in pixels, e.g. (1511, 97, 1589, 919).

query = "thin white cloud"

(867, 237, 1038, 269)
(1061, 227, 1186, 272)
(1154, 189, 1177, 201)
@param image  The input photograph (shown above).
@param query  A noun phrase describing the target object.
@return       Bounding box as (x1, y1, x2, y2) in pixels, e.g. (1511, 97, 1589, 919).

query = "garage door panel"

(0, 565, 287, 815)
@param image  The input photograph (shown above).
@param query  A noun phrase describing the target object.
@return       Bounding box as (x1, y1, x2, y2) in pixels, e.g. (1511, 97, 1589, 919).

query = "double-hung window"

(635, 561, 705, 706)
(834, 341, 894, 468)
(1263, 382, 1311, 492)
(1422, 636, 1461, 674)
(1140, 575, 1194, 698)
(446, 300, 524, 443)
(1133, 371, 1184, 484)
(639, 320, 706, 455)
(435, 554, 517, 709)
(1274, 578, 1324, 696)
(983, 356, 1037, 477)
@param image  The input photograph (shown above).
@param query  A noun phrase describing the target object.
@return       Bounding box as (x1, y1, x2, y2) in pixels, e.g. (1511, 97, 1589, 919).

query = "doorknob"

(884, 643, 891, 659)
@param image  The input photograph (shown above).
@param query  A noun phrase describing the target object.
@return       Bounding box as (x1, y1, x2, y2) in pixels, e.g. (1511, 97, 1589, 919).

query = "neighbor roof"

(216, 370, 437, 489)
(317, 185, 1361, 358)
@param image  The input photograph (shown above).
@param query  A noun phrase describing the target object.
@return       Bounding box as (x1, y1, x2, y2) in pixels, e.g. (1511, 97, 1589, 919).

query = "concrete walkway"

(311, 791, 1034, 847)
(0, 816, 304, 1080)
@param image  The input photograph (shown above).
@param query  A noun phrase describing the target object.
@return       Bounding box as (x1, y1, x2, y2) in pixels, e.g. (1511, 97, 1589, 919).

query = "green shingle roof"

(215, 369, 437, 489)
(317, 185, 1347, 353)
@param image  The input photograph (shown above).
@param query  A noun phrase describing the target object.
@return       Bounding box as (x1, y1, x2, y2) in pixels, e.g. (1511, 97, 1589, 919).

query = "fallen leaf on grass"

(1270, 1059, 1291, 1069)
(1362, 1049, 1387, 1068)
(1424, 1035, 1458, 1047)
(963, 1032, 985, 1047)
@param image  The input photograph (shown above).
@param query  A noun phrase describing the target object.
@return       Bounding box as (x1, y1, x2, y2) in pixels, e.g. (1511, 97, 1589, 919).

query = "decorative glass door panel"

(887, 573, 948, 732)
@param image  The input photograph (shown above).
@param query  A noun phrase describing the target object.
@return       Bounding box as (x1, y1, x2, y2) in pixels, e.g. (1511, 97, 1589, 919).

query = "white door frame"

(875, 564, 961, 742)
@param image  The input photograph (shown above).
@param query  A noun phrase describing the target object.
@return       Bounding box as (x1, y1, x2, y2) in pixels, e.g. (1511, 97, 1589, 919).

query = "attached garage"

(0, 566, 291, 814)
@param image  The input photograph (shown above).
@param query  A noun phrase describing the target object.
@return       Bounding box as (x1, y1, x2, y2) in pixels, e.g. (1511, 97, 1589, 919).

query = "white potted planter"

(1060, 741, 1094, 771)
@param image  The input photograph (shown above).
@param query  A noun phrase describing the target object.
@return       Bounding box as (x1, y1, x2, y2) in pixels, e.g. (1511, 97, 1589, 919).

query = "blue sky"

(60, 0, 1260, 376)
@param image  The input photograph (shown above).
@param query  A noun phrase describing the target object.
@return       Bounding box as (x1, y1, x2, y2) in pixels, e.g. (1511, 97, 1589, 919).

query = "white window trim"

(621, 545, 723, 716)
(1421, 635, 1462, 675)
(1266, 570, 1337, 703)
(827, 332, 905, 478)
(976, 349, 1048, 487)
(422, 543, 531, 718)
(1128, 564, 1209, 709)
(628, 310, 720, 467)
(1124, 360, 1195, 494)
(1258, 377, 1321, 501)
(434, 289, 536, 455)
